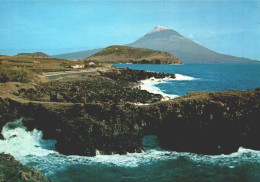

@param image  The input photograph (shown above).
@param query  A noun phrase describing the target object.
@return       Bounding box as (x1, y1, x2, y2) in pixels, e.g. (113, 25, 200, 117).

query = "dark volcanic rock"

(0, 68, 259, 156)
(99, 67, 175, 82)
(0, 89, 260, 156)
(0, 153, 52, 182)
(18, 69, 169, 104)
(154, 91, 260, 154)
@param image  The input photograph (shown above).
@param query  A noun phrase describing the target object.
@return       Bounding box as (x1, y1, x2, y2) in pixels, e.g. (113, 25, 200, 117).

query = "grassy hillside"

(86, 45, 182, 64)
(16, 52, 51, 58)
(0, 55, 83, 73)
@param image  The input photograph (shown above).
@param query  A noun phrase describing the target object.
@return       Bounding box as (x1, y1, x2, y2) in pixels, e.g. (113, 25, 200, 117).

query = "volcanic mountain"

(86, 45, 182, 64)
(53, 49, 101, 60)
(53, 26, 256, 63)
(128, 26, 253, 63)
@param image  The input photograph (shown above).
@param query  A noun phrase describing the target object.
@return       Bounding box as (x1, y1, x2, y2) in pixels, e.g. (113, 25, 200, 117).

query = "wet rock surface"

(0, 153, 52, 182)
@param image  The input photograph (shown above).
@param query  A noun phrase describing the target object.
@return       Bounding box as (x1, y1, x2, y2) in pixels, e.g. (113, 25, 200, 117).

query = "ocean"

(1, 63, 260, 182)
(115, 63, 260, 97)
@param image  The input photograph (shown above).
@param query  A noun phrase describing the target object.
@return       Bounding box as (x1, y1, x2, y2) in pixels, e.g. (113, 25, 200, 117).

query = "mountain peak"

(148, 25, 169, 34)
(139, 26, 182, 40)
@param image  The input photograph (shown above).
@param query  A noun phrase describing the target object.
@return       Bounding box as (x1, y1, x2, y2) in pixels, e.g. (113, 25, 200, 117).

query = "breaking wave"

(174, 73, 196, 81)
(1, 119, 260, 181)
(0, 119, 56, 158)
(139, 74, 197, 100)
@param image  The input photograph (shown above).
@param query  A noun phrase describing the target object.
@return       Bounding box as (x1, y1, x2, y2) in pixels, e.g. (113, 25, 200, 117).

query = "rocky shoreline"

(0, 68, 259, 157)
(17, 68, 170, 105)
(0, 153, 52, 181)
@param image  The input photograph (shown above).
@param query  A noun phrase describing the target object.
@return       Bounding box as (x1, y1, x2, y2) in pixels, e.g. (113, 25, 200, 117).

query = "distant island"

(53, 26, 258, 63)
(86, 45, 182, 64)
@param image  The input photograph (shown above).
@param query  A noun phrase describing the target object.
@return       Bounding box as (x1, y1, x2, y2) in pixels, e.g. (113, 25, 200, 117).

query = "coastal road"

(43, 68, 108, 80)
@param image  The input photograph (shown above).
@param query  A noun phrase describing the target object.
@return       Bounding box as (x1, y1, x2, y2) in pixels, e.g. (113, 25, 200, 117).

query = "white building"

(89, 62, 96, 66)
(72, 64, 85, 69)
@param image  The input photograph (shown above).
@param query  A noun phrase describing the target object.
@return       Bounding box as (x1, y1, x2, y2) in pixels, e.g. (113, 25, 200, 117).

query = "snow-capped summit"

(148, 25, 169, 34)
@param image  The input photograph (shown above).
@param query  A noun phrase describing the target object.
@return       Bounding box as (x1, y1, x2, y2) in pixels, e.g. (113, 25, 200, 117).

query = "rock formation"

(0, 153, 52, 182)
(0, 69, 259, 156)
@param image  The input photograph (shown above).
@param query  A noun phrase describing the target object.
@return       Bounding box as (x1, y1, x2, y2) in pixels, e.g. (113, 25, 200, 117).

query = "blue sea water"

(114, 63, 260, 97)
(0, 63, 260, 182)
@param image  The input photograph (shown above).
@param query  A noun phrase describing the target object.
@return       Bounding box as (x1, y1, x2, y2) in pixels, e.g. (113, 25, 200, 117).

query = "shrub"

(0, 66, 35, 83)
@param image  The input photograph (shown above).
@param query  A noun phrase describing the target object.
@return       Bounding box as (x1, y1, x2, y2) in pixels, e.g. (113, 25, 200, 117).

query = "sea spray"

(140, 77, 178, 100)
(174, 73, 196, 81)
(1, 121, 259, 167)
(139, 74, 197, 100)
(1, 120, 260, 181)
(0, 119, 57, 159)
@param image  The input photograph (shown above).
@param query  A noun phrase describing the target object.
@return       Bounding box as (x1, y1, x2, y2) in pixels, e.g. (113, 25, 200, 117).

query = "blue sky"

(0, 0, 259, 60)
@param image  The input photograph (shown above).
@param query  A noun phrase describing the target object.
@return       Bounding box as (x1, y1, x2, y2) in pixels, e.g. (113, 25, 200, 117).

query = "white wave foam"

(140, 77, 178, 100)
(134, 102, 150, 106)
(65, 146, 260, 168)
(1, 120, 260, 176)
(174, 73, 196, 81)
(139, 73, 196, 100)
(0, 119, 57, 159)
